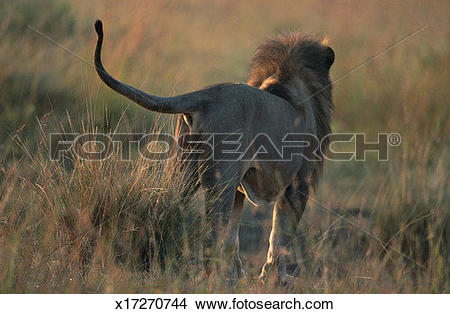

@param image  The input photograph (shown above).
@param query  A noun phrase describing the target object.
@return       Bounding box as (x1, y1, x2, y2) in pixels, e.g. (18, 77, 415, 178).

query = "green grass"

(0, 0, 448, 293)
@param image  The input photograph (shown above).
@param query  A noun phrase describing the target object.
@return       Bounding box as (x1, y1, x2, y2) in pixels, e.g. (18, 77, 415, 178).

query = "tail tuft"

(94, 20, 103, 38)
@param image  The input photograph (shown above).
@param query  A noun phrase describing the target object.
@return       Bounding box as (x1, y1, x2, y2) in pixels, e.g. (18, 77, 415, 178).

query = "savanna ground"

(0, 0, 448, 293)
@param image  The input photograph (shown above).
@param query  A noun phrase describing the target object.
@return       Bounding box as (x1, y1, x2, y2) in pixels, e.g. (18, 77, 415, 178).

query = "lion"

(93, 20, 334, 284)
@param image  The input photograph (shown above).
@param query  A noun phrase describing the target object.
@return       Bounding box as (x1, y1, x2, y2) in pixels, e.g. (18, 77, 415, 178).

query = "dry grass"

(0, 0, 448, 293)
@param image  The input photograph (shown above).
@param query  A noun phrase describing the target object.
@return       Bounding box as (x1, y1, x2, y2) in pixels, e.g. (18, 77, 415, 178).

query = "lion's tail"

(94, 20, 209, 114)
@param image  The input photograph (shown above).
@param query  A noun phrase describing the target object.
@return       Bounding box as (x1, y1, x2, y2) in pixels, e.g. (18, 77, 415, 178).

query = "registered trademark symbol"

(388, 133, 401, 146)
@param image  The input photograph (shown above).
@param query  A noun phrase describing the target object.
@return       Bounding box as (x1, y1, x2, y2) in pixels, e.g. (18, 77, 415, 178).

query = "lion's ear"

(325, 47, 335, 68)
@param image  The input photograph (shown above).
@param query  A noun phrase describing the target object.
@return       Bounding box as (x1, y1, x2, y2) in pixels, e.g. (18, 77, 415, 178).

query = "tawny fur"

(94, 20, 335, 284)
(248, 32, 335, 187)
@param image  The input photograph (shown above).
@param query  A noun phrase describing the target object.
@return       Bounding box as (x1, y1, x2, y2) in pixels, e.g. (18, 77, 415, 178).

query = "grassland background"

(0, 0, 448, 293)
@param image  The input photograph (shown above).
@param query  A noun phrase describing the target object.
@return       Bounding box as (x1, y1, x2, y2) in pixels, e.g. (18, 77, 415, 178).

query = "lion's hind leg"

(260, 178, 309, 284)
(201, 164, 244, 283)
(221, 189, 245, 284)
